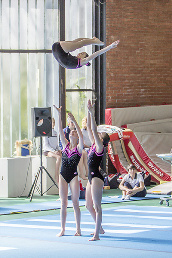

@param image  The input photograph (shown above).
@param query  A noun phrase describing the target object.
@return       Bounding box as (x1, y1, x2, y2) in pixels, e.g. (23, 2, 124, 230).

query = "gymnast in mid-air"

(52, 37, 119, 69)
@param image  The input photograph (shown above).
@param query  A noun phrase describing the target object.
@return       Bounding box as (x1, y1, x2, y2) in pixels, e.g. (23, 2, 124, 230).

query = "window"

(65, 0, 94, 126)
(0, 0, 60, 157)
(0, 0, 94, 157)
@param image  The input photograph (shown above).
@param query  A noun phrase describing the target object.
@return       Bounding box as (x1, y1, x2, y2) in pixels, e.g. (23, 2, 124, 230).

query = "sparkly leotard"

(52, 42, 82, 69)
(88, 144, 104, 184)
(60, 143, 82, 183)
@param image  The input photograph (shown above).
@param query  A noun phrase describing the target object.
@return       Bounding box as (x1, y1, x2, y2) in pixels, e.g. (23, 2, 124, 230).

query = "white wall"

(0, 156, 58, 198)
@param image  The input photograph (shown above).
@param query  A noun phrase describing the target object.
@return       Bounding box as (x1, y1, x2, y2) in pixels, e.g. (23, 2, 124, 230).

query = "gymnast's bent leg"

(60, 37, 104, 53)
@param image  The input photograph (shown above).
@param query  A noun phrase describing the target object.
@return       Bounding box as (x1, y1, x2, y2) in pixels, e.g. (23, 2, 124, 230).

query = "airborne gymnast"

(52, 37, 119, 69)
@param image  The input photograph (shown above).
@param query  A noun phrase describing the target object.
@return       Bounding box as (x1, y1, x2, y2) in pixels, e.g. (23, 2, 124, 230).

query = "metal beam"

(94, 0, 106, 125)
(58, 0, 66, 128)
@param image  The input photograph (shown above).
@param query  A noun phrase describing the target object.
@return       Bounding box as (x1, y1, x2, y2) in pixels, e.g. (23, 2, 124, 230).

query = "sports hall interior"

(0, 1, 172, 257)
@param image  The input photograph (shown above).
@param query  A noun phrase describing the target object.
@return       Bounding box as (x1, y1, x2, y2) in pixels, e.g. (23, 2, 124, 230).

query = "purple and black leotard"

(52, 42, 82, 69)
(60, 143, 82, 183)
(88, 144, 104, 184)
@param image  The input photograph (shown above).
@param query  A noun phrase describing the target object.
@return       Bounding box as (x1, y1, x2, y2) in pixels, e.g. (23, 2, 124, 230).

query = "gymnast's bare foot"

(75, 230, 81, 236)
(92, 37, 104, 46)
(89, 235, 100, 241)
(100, 228, 105, 234)
(90, 227, 105, 235)
(110, 40, 120, 48)
(57, 230, 65, 237)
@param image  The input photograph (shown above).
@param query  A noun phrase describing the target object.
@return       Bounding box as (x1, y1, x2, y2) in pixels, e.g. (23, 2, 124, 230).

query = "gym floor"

(1, 188, 172, 258)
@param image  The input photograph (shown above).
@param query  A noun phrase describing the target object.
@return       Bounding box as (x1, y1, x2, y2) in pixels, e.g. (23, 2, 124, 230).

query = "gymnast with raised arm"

(52, 37, 119, 69)
(54, 105, 83, 237)
(86, 99, 110, 241)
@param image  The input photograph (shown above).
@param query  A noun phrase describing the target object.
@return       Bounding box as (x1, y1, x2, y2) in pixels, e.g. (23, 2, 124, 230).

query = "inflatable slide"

(105, 105, 172, 187)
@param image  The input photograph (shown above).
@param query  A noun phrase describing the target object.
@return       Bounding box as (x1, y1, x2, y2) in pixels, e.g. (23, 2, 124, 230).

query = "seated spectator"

(43, 118, 61, 186)
(119, 164, 147, 200)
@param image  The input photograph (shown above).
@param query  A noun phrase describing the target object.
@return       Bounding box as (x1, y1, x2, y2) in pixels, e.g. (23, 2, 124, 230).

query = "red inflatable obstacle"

(103, 105, 172, 184)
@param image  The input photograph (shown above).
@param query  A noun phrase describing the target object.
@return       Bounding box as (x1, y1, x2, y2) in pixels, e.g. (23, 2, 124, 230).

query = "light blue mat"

(1, 205, 172, 258)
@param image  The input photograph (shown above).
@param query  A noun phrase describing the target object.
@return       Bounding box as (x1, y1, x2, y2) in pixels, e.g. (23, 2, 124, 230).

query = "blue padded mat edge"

(0, 194, 168, 215)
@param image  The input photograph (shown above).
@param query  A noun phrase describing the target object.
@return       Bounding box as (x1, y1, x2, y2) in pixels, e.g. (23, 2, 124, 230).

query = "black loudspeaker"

(31, 107, 52, 137)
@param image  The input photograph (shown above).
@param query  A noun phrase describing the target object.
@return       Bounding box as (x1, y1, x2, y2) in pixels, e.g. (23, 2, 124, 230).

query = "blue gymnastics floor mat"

(1, 205, 172, 258)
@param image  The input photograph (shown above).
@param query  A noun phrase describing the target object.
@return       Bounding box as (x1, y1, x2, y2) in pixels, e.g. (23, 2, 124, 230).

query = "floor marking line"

(28, 219, 171, 229)
(116, 208, 172, 214)
(84, 213, 172, 221)
(0, 247, 17, 251)
(0, 223, 147, 234)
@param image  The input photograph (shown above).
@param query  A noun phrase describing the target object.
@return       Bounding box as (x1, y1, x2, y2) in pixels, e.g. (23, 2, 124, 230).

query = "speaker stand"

(28, 137, 58, 202)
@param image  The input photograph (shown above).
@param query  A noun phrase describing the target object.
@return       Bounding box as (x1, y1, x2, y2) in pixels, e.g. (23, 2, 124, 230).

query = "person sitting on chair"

(119, 164, 147, 200)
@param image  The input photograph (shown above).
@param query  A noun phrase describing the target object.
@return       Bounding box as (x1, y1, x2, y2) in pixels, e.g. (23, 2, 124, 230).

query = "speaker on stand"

(28, 107, 58, 201)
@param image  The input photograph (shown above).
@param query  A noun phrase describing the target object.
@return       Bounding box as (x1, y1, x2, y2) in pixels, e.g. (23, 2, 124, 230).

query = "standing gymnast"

(54, 105, 83, 237)
(86, 99, 110, 241)
(52, 37, 119, 69)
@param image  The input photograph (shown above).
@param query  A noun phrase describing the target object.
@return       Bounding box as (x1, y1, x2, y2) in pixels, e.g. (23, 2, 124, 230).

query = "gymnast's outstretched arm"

(53, 105, 68, 149)
(87, 99, 103, 154)
(68, 112, 83, 154)
(80, 40, 120, 66)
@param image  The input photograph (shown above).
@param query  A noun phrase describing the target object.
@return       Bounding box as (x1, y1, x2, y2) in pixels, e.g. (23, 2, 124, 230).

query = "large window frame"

(0, 0, 106, 158)
(0, 0, 60, 157)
